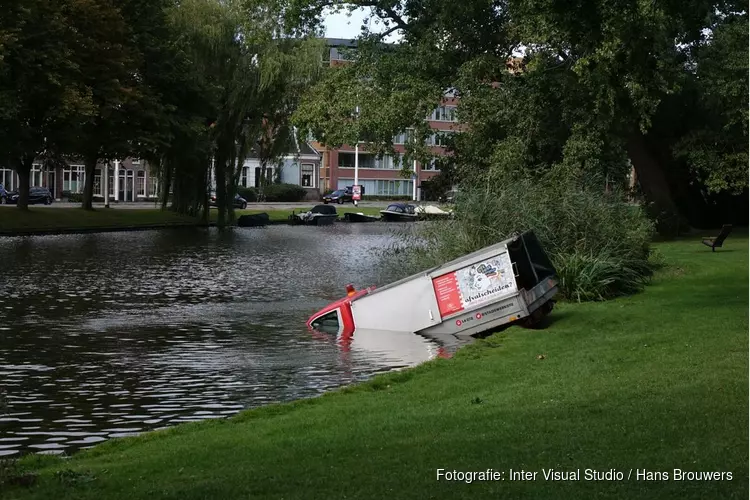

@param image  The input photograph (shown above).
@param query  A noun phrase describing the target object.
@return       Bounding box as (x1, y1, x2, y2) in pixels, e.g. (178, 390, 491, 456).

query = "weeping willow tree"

(158, 0, 324, 226)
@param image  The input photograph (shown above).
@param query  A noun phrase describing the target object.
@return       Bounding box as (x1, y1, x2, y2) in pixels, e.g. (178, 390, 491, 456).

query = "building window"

(1, 168, 15, 191)
(339, 153, 401, 169)
(108, 173, 115, 196)
(254, 167, 273, 187)
(241, 167, 248, 187)
(368, 179, 413, 196)
(301, 164, 314, 187)
(63, 165, 86, 193)
(330, 47, 355, 61)
(426, 131, 453, 147)
(429, 106, 457, 122)
(31, 164, 44, 187)
(94, 170, 102, 195)
(423, 159, 439, 171)
(137, 171, 146, 196)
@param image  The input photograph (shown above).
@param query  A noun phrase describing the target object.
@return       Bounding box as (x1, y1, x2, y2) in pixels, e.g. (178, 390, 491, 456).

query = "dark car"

(209, 193, 248, 209)
(8, 187, 53, 205)
(0, 183, 7, 204)
(323, 188, 353, 204)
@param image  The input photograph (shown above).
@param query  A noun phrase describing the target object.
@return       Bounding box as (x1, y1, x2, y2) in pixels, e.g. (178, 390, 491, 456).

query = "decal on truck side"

(454, 302, 516, 328)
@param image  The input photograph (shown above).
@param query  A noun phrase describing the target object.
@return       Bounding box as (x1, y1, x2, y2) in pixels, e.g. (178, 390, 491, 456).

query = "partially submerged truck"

(307, 230, 559, 339)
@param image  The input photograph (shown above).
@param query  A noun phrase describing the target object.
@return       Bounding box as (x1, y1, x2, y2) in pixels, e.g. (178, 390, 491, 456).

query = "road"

(0, 200, 393, 210)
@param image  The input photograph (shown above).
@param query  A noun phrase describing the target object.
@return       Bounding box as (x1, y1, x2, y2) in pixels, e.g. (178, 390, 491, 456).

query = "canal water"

(0, 224, 446, 457)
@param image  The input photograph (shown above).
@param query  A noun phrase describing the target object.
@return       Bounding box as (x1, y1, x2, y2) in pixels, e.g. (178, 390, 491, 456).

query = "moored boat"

(289, 205, 338, 226)
(380, 203, 418, 222)
(415, 205, 454, 221)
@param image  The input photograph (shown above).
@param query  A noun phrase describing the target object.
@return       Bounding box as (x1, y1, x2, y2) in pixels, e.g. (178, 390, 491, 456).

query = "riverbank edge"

(0, 218, 383, 237)
(0, 207, 388, 236)
(2, 236, 747, 500)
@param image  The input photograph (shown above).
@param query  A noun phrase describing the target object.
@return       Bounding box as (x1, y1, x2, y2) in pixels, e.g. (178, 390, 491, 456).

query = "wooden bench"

(702, 224, 732, 252)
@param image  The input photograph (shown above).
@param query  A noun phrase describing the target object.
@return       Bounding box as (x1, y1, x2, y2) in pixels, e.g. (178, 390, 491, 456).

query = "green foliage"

(553, 248, 654, 302)
(387, 171, 654, 301)
(261, 183, 306, 202)
(237, 187, 257, 202)
(165, 0, 324, 224)
(672, 14, 748, 195)
(293, 41, 445, 173)
(0, 459, 36, 488)
(289, 0, 747, 228)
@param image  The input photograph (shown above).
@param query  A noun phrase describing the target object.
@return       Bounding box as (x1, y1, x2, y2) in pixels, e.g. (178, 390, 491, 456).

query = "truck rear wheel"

(520, 301, 554, 329)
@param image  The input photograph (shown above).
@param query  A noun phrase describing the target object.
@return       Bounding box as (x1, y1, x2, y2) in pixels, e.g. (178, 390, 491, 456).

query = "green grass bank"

(0, 206, 384, 235)
(2, 237, 748, 499)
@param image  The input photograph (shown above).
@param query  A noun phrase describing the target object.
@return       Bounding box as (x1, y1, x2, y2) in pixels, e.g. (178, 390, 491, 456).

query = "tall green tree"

(289, 0, 747, 232)
(0, 0, 94, 209)
(673, 13, 748, 195)
(66, 0, 143, 210)
(168, 0, 323, 225)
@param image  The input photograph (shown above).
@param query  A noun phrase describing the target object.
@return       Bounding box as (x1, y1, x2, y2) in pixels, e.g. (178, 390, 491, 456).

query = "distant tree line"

(0, 0, 323, 225)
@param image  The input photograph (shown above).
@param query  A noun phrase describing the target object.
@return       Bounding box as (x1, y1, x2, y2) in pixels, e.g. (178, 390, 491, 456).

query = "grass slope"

(3, 237, 748, 499)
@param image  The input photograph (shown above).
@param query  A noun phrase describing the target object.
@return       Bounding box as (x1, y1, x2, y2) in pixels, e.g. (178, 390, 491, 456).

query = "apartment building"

(311, 38, 457, 200)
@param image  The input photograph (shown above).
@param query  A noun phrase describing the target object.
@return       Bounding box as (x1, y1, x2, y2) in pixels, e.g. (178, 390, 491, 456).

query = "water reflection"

(0, 224, 446, 456)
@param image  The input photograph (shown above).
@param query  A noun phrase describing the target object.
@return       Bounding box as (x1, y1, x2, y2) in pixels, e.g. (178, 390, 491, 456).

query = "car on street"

(209, 192, 248, 209)
(322, 188, 353, 204)
(0, 184, 7, 204)
(7, 187, 53, 205)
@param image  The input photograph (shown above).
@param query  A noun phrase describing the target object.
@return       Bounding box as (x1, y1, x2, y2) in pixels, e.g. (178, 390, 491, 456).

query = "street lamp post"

(412, 158, 418, 201)
(104, 162, 110, 208)
(354, 105, 360, 207)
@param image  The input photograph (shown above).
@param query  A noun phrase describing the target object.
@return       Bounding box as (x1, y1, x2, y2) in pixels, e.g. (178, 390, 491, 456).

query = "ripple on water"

(0, 226, 446, 455)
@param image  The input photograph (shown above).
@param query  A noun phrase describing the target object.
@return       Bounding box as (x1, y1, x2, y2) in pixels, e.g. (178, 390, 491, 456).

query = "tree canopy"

(0, 0, 324, 220)
(291, 0, 748, 231)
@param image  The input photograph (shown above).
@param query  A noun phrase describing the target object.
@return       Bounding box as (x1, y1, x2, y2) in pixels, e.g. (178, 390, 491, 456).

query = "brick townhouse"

(311, 38, 456, 200)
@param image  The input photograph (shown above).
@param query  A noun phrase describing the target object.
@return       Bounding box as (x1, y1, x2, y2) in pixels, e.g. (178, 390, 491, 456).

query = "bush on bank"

(261, 183, 307, 202)
(385, 171, 655, 301)
(237, 187, 258, 202)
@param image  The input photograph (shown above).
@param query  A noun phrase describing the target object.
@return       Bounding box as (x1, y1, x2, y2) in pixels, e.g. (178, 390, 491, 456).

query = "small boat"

(344, 212, 380, 223)
(380, 203, 418, 222)
(415, 205, 454, 221)
(289, 205, 338, 226)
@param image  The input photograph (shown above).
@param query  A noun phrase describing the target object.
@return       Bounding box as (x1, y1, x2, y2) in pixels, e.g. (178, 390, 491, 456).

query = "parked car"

(209, 192, 248, 209)
(0, 183, 7, 204)
(323, 188, 353, 204)
(7, 187, 53, 205)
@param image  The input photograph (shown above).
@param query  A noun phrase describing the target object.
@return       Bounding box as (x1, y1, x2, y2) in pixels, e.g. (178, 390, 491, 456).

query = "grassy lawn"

(3, 236, 747, 499)
(0, 208, 203, 234)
